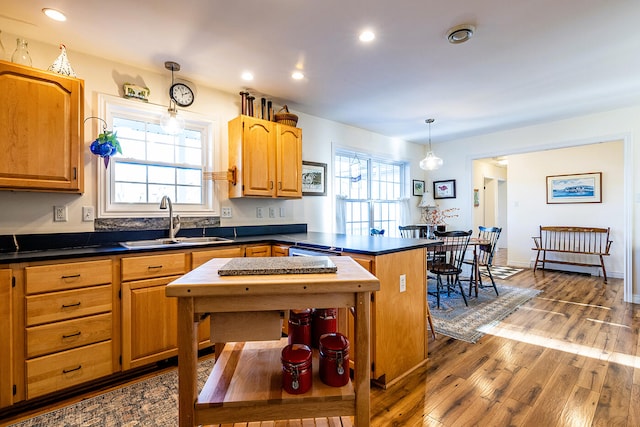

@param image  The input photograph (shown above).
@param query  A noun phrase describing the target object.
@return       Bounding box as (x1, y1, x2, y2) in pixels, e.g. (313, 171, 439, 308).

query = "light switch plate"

(221, 207, 232, 218)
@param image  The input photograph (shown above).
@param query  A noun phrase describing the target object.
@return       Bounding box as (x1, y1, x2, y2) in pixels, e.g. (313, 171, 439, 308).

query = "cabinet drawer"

(26, 340, 112, 399)
(121, 253, 187, 281)
(25, 259, 112, 294)
(26, 285, 112, 326)
(192, 247, 245, 269)
(26, 313, 112, 358)
(245, 245, 272, 257)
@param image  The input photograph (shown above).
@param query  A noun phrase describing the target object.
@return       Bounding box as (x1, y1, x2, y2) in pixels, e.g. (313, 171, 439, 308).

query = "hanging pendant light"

(419, 118, 443, 171)
(160, 61, 185, 135)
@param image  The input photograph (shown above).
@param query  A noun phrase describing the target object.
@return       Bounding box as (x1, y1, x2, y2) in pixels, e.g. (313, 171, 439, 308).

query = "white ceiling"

(2, 0, 640, 145)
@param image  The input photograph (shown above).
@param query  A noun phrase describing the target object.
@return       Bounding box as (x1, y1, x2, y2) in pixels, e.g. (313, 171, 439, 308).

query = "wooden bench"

(532, 226, 612, 282)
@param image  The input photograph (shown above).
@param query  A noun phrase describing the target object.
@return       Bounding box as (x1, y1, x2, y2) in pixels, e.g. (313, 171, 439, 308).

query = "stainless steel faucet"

(159, 196, 180, 240)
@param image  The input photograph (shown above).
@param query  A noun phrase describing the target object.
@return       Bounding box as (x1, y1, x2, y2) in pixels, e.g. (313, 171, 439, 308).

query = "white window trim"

(96, 93, 219, 218)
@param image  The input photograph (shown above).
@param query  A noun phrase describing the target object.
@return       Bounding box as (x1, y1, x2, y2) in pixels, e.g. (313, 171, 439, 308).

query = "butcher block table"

(166, 256, 380, 427)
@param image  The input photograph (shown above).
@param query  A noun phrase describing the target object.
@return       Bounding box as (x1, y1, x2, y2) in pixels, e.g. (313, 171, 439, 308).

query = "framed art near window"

(546, 172, 602, 204)
(412, 180, 425, 196)
(433, 179, 456, 199)
(302, 161, 327, 196)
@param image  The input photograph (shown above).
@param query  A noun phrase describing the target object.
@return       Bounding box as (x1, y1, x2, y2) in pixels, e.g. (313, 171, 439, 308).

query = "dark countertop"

(0, 225, 436, 265)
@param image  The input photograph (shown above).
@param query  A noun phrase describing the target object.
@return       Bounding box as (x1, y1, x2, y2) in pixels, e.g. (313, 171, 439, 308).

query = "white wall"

(0, 33, 426, 235)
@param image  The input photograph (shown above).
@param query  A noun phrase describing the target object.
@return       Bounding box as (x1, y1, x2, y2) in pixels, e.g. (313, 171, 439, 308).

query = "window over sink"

(97, 94, 218, 218)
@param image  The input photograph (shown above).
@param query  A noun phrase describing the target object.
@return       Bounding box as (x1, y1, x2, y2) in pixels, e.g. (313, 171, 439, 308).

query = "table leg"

(177, 297, 199, 427)
(472, 248, 479, 297)
(354, 291, 371, 427)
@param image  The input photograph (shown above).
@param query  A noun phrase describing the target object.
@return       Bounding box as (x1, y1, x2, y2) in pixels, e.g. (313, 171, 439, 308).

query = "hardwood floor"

(4, 253, 636, 427)
(371, 259, 638, 426)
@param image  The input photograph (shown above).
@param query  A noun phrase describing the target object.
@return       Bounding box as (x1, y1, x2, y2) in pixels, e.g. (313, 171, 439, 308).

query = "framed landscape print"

(433, 179, 456, 199)
(413, 180, 425, 196)
(546, 172, 602, 204)
(302, 161, 327, 196)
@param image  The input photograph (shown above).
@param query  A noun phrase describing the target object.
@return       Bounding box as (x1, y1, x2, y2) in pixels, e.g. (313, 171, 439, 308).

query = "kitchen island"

(166, 256, 380, 426)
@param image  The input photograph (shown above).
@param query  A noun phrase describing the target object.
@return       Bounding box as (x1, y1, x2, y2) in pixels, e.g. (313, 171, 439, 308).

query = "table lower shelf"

(196, 338, 356, 425)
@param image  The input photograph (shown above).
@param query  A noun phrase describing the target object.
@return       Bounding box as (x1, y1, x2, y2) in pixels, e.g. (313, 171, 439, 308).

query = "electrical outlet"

(53, 205, 67, 222)
(256, 207, 264, 218)
(82, 206, 95, 222)
(399, 274, 407, 293)
(268, 207, 276, 218)
(221, 207, 232, 218)
(279, 207, 285, 217)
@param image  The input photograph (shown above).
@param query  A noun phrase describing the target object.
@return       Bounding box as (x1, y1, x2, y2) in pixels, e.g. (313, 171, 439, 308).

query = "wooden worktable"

(166, 256, 380, 426)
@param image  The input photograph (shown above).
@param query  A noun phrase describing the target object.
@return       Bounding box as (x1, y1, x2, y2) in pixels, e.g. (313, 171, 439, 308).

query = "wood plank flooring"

(370, 253, 637, 426)
(4, 250, 637, 427)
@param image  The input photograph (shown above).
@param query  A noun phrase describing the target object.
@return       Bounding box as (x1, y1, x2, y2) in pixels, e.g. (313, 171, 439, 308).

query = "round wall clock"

(170, 83, 194, 107)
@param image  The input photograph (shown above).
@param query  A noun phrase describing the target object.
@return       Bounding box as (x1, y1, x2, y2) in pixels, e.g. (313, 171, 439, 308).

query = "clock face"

(170, 83, 194, 107)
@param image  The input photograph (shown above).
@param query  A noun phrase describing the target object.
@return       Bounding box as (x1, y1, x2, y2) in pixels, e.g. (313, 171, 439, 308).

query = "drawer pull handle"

(63, 365, 82, 374)
(148, 265, 163, 270)
(62, 331, 81, 339)
(61, 302, 81, 308)
(61, 274, 81, 280)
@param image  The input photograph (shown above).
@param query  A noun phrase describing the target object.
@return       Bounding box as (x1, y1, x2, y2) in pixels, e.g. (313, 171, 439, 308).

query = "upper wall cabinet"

(0, 60, 84, 193)
(228, 115, 302, 198)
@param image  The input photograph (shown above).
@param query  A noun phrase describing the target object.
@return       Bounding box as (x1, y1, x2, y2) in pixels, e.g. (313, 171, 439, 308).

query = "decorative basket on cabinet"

(274, 105, 298, 127)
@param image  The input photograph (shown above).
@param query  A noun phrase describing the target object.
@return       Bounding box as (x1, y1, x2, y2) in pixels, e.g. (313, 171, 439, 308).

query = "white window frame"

(96, 94, 219, 218)
(334, 149, 409, 237)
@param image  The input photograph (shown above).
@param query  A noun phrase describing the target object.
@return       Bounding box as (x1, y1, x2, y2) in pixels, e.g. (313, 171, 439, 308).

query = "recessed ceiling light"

(447, 24, 475, 44)
(241, 71, 254, 81)
(42, 8, 67, 22)
(291, 71, 304, 80)
(359, 30, 375, 43)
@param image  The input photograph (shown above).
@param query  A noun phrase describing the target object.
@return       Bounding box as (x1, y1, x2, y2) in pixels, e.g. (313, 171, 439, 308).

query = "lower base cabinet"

(0, 269, 12, 408)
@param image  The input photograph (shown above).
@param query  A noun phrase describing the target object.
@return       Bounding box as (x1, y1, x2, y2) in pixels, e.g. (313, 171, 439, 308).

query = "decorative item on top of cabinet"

(227, 115, 302, 198)
(0, 60, 84, 193)
(47, 44, 76, 77)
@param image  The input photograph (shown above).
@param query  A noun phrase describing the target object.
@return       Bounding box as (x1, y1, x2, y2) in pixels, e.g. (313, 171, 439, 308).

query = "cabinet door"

(245, 245, 272, 257)
(121, 276, 180, 369)
(241, 116, 276, 197)
(191, 247, 245, 269)
(0, 269, 12, 408)
(276, 125, 302, 197)
(0, 60, 84, 193)
(272, 245, 290, 257)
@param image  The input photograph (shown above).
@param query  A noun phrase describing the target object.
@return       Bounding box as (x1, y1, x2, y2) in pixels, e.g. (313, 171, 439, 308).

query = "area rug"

(8, 358, 215, 427)
(484, 265, 524, 280)
(428, 283, 541, 343)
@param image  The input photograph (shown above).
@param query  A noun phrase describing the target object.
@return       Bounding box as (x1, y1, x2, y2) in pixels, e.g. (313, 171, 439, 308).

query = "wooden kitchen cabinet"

(245, 244, 272, 257)
(23, 260, 113, 399)
(0, 269, 12, 408)
(228, 115, 302, 198)
(121, 253, 186, 370)
(342, 249, 427, 388)
(0, 60, 84, 193)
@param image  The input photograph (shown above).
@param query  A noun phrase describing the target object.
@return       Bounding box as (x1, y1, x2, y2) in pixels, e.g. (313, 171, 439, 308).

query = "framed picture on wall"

(302, 161, 327, 196)
(412, 180, 425, 196)
(546, 172, 602, 204)
(433, 179, 456, 199)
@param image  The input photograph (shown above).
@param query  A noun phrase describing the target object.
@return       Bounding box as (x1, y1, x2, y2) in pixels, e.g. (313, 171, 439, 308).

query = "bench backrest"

(535, 226, 612, 255)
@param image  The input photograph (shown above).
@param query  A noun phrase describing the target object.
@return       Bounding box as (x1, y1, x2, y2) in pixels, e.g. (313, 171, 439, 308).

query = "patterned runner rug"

(428, 282, 541, 343)
(483, 265, 524, 280)
(8, 358, 215, 427)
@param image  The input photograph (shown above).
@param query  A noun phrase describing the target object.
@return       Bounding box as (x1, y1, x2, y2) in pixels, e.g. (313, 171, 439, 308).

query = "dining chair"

(429, 229, 473, 308)
(463, 226, 502, 297)
(398, 225, 421, 238)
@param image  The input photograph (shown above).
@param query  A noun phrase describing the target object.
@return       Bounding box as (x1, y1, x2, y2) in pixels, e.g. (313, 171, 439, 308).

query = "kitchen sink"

(119, 236, 233, 249)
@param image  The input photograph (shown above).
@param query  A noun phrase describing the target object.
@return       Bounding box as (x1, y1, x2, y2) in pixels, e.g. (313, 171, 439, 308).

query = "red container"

(281, 344, 312, 394)
(288, 309, 312, 347)
(312, 308, 337, 348)
(319, 332, 350, 387)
